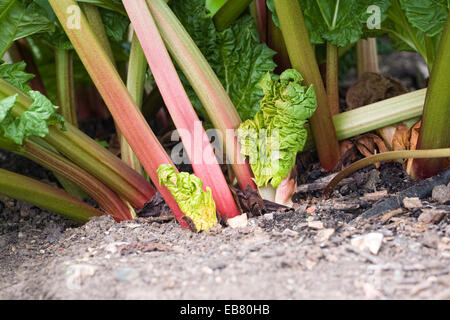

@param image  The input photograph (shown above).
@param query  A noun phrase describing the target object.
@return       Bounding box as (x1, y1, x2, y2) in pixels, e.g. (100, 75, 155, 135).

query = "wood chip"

(380, 208, 403, 224)
(308, 221, 324, 230)
(361, 190, 388, 202)
(402, 197, 422, 209)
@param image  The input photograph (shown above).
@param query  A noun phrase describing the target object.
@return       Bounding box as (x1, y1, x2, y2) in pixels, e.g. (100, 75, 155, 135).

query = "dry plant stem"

(326, 42, 339, 115)
(0, 138, 131, 220)
(325, 148, 450, 196)
(124, 0, 240, 218)
(356, 38, 379, 77)
(413, 16, 450, 179)
(122, 33, 147, 175)
(0, 169, 101, 223)
(55, 48, 78, 126)
(0, 79, 155, 209)
(48, 0, 188, 227)
(147, 0, 256, 191)
(273, 0, 340, 171)
(214, 0, 253, 31)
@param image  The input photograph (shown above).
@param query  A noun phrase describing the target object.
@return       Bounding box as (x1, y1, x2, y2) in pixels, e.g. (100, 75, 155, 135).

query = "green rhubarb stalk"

(213, 0, 253, 31)
(146, 0, 256, 191)
(267, 12, 291, 73)
(303, 89, 427, 150)
(0, 168, 101, 223)
(122, 33, 147, 175)
(413, 15, 450, 179)
(123, 0, 240, 219)
(326, 42, 339, 115)
(325, 149, 450, 196)
(0, 78, 156, 209)
(0, 137, 131, 221)
(48, 0, 188, 227)
(55, 48, 78, 126)
(273, 0, 340, 171)
(81, 3, 115, 65)
(356, 38, 379, 77)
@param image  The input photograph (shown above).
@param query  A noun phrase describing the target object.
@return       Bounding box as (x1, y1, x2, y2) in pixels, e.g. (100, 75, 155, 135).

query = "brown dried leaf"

(392, 123, 411, 151)
(406, 121, 421, 174)
(138, 193, 171, 218)
(353, 134, 389, 168)
(230, 185, 266, 218)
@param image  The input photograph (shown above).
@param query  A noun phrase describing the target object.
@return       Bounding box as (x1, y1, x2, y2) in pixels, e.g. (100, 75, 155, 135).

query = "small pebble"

(351, 232, 384, 255)
(114, 268, 139, 282)
(431, 185, 450, 204)
(418, 209, 447, 224)
(282, 229, 299, 237)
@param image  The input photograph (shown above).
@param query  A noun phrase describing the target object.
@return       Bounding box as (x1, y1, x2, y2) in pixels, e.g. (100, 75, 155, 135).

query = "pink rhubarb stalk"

(123, 0, 240, 219)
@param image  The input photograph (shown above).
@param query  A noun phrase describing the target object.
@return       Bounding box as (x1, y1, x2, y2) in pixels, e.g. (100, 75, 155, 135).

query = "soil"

(1, 51, 449, 300)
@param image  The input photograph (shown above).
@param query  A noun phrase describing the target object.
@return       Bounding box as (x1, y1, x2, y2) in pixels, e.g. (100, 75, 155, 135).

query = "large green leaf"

(381, 0, 448, 69)
(268, 0, 390, 46)
(399, 0, 449, 37)
(171, 0, 276, 121)
(0, 0, 54, 57)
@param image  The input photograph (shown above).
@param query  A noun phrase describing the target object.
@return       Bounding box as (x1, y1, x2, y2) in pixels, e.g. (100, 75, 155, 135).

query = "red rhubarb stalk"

(123, 0, 240, 219)
(49, 0, 190, 228)
(146, 0, 256, 192)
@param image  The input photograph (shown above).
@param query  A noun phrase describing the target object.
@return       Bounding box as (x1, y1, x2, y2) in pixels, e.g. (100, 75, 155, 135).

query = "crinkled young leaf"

(170, 0, 276, 121)
(0, 61, 34, 92)
(157, 164, 217, 232)
(0, 0, 54, 57)
(238, 69, 317, 188)
(0, 91, 65, 144)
